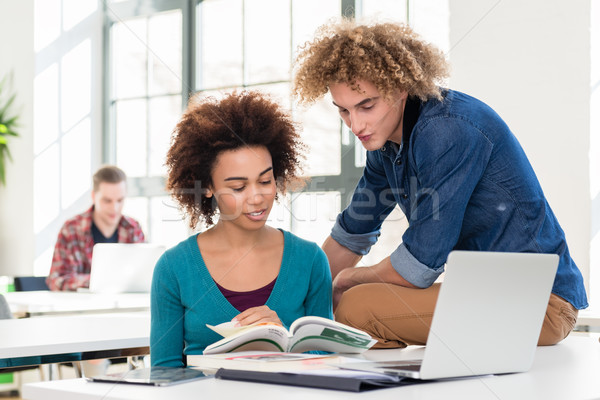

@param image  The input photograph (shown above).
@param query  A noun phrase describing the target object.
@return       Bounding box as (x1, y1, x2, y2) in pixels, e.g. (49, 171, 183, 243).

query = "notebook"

(214, 367, 412, 392)
(87, 366, 210, 386)
(88, 243, 165, 294)
(338, 250, 559, 380)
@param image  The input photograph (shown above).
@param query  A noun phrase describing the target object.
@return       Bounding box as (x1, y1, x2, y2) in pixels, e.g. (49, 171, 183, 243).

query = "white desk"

(21, 334, 600, 400)
(0, 312, 149, 367)
(4, 291, 150, 317)
(575, 309, 600, 332)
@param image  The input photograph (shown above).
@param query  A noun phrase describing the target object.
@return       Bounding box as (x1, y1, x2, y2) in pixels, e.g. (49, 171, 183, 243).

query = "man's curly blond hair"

(293, 19, 449, 104)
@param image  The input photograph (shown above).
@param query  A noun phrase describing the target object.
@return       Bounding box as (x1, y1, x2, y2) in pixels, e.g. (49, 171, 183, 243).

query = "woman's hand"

(232, 305, 282, 327)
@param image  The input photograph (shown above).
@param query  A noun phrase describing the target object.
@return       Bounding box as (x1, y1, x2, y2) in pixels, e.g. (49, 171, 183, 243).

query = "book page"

(289, 316, 372, 337)
(288, 323, 377, 353)
(203, 324, 290, 355)
(206, 321, 262, 338)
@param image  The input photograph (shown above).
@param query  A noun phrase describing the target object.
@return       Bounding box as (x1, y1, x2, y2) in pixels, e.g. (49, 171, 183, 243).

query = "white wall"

(0, 0, 35, 277)
(590, 0, 600, 311)
(448, 0, 592, 297)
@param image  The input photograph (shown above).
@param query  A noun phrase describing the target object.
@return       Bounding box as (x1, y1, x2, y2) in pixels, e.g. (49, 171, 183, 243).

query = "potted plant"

(0, 72, 20, 186)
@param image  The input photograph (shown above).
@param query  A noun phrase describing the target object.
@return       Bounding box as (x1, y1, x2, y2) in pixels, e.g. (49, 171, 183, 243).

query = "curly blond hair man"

(293, 19, 586, 348)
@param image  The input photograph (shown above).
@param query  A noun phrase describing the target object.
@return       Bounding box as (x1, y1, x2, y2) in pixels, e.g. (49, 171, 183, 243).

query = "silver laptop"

(338, 251, 558, 380)
(88, 243, 165, 294)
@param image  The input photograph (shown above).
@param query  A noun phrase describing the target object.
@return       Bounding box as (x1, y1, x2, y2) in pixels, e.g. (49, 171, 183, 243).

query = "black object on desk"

(13, 276, 49, 291)
(215, 368, 418, 392)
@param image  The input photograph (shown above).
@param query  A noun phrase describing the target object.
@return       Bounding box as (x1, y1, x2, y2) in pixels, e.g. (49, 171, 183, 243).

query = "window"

(194, 0, 347, 247)
(105, 0, 191, 248)
(33, 0, 100, 275)
(104, 0, 450, 262)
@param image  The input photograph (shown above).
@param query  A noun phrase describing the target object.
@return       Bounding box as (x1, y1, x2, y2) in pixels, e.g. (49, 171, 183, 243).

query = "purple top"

(215, 277, 277, 312)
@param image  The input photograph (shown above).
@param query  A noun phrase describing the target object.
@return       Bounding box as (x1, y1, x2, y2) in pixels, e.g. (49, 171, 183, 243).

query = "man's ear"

(393, 90, 409, 107)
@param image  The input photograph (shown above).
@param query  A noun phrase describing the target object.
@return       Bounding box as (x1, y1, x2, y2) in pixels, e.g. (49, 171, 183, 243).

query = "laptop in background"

(88, 243, 165, 294)
(338, 250, 559, 380)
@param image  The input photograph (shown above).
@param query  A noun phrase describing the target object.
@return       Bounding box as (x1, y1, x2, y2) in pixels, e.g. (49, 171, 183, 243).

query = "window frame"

(103, 0, 366, 243)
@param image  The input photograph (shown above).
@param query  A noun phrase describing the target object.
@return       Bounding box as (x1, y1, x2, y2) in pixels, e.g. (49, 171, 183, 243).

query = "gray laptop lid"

(89, 243, 165, 293)
(338, 251, 559, 380)
(419, 251, 558, 379)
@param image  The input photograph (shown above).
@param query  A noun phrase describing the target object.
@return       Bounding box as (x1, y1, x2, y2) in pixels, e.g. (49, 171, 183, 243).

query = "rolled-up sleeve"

(330, 214, 380, 255)
(390, 243, 444, 288)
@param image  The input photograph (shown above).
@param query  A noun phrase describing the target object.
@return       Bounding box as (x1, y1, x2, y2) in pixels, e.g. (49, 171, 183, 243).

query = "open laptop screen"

(88, 243, 165, 293)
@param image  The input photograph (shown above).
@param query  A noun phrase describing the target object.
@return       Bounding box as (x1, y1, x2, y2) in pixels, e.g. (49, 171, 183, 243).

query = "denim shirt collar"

(380, 95, 421, 160)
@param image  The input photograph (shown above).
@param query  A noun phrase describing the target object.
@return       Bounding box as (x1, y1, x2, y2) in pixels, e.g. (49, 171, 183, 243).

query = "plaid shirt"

(46, 206, 145, 291)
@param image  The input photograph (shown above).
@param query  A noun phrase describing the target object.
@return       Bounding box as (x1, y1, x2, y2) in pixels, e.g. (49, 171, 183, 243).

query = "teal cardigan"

(150, 230, 333, 367)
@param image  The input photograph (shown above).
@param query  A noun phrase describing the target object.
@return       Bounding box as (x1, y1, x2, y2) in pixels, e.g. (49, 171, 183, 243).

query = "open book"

(203, 316, 377, 355)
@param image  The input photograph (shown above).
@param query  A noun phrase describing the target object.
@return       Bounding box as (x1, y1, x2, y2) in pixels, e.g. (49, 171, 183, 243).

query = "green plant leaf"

(0, 146, 6, 186)
(5, 145, 12, 162)
(0, 94, 17, 119)
(0, 72, 20, 186)
(3, 115, 17, 124)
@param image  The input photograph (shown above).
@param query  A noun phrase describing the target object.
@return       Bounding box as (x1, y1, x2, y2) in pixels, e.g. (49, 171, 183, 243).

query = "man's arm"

(334, 256, 417, 290)
(322, 235, 362, 280)
(331, 256, 417, 309)
(323, 236, 417, 309)
(46, 229, 90, 291)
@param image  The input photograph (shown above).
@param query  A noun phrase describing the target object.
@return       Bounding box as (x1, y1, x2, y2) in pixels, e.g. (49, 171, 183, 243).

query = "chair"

(0, 293, 11, 319)
(13, 276, 49, 291)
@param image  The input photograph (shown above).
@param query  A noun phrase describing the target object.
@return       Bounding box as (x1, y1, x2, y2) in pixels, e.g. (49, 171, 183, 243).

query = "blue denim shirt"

(332, 89, 588, 310)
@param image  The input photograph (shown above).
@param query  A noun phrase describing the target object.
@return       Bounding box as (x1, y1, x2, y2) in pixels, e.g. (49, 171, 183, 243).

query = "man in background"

(47, 165, 145, 291)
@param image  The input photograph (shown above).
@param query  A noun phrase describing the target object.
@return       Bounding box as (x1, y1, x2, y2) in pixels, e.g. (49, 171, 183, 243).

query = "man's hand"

(332, 267, 363, 310)
(232, 305, 282, 327)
